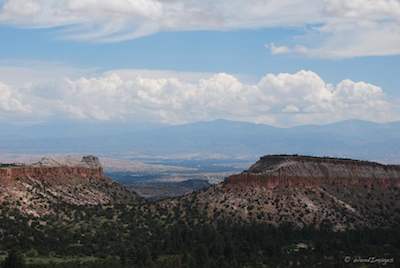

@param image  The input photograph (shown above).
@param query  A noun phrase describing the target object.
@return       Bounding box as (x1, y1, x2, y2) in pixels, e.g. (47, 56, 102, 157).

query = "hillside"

(128, 179, 211, 200)
(0, 154, 399, 267)
(159, 155, 400, 230)
(0, 155, 138, 216)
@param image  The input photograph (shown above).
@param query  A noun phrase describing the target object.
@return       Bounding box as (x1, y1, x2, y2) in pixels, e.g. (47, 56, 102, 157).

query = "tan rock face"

(0, 156, 136, 216)
(0, 166, 104, 186)
(226, 155, 400, 189)
(81, 155, 102, 169)
(31, 155, 102, 169)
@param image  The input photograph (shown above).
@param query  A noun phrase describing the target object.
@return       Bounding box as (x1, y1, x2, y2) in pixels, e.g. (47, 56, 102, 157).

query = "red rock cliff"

(0, 155, 136, 215)
(0, 166, 103, 185)
(0, 155, 104, 186)
(225, 155, 400, 189)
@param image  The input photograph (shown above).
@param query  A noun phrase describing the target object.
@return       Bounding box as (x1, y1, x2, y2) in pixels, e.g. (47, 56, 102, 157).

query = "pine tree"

(2, 250, 26, 268)
(194, 244, 209, 268)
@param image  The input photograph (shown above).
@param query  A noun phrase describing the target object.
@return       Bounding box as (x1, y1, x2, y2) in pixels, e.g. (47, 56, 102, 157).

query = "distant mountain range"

(1, 119, 400, 162)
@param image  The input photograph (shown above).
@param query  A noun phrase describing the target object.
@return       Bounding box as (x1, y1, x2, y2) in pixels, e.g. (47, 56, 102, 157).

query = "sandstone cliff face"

(0, 166, 104, 186)
(0, 156, 137, 216)
(161, 155, 400, 230)
(226, 155, 400, 189)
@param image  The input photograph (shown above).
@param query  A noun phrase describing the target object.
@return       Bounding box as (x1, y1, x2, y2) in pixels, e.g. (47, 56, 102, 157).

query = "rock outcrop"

(0, 156, 137, 216)
(32, 155, 102, 169)
(226, 155, 400, 189)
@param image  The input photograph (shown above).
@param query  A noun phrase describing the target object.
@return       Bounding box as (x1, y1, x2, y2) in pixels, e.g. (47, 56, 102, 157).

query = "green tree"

(194, 244, 209, 268)
(138, 246, 154, 268)
(2, 250, 26, 268)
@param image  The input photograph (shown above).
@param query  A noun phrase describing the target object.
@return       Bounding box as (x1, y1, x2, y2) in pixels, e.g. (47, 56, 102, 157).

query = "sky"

(0, 0, 399, 127)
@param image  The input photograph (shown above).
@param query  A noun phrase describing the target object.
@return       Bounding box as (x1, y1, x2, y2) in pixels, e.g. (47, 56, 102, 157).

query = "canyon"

(1, 153, 400, 267)
(1, 154, 400, 229)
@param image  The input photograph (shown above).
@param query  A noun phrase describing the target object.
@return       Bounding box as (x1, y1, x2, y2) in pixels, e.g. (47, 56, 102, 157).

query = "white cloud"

(267, 43, 290, 55)
(0, 0, 399, 57)
(0, 68, 397, 126)
(266, 43, 309, 55)
(266, 0, 400, 58)
(323, 0, 400, 19)
(0, 81, 31, 115)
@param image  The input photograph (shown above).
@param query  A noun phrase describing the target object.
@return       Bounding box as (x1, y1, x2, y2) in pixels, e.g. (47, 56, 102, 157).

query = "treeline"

(1, 202, 400, 267)
(2, 222, 400, 267)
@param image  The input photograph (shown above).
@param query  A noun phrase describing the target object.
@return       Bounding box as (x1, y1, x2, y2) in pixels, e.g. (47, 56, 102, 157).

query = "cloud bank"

(0, 69, 397, 126)
(0, 0, 399, 58)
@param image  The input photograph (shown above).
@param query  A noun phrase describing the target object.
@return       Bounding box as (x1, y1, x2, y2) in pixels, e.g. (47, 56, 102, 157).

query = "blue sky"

(1, 25, 399, 94)
(0, 0, 399, 126)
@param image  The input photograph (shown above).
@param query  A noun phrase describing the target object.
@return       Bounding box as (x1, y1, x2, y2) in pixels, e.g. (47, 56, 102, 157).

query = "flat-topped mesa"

(225, 155, 400, 189)
(0, 155, 104, 186)
(0, 155, 137, 215)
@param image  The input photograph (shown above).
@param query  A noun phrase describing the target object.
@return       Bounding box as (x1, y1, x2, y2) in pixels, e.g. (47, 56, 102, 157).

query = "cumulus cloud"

(0, 69, 397, 126)
(0, 0, 399, 57)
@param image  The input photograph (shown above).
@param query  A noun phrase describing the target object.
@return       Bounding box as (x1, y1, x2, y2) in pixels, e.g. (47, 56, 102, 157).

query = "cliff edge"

(0, 155, 137, 216)
(226, 155, 400, 189)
